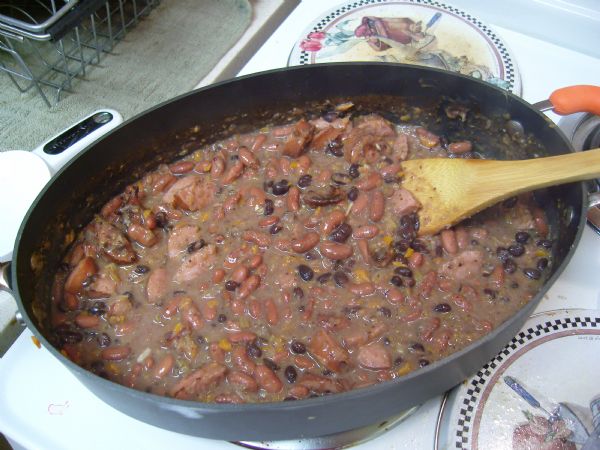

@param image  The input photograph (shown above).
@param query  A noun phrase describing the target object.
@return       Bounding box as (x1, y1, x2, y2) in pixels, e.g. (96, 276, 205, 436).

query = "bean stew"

(50, 103, 553, 404)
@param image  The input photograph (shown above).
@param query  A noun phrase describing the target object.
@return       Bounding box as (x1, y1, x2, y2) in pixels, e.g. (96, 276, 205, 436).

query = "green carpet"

(0, 0, 251, 152)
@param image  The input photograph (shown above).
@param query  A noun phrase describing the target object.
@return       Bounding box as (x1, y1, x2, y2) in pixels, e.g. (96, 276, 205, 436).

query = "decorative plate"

(289, 0, 521, 94)
(437, 309, 600, 450)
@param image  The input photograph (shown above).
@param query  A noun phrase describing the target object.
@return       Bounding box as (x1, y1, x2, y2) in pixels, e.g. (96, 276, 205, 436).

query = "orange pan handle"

(549, 85, 600, 116)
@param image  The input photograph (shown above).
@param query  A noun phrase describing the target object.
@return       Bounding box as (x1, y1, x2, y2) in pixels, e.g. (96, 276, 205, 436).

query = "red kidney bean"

(416, 127, 439, 148)
(245, 186, 266, 207)
(100, 195, 123, 218)
(369, 190, 385, 222)
(356, 239, 371, 264)
(264, 298, 279, 325)
(258, 216, 279, 228)
(248, 299, 263, 319)
(401, 307, 423, 323)
(380, 163, 402, 179)
(231, 265, 250, 284)
(356, 171, 382, 191)
(291, 232, 320, 253)
(440, 229, 459, 255)
(233, 346, 256, 374)
(153, 354, 174, 379)
(180, 298, 203, 330)
(254, 365, 283, 393)
(490, 265, 505, 288)
(237, 274, 261, 300)
(348, 282, 375, 296)
(287, 186, 301, 212)
(169, 161, 194, 174)
(213, 268, 225, 283)
(228, 370, 259, 392)
(151, 173, 177, 193)
(209, 343, 226, 364)
(320, 210, 346, 235)
(251, 133, 267, 152)
(532, 206, 549, 237)
(455, 226, 470, 250)
(74, 313, 99, 329)
(452, 294, 472, 312)
(297, 155, 312, 173)
(352, 225, 379, 239)
(246, 254, 263, 269)
(162, 296, 181, 318)
(448, 141, 472, 154)
(385, 287, 404, 304)
(319, 242, 353, 260)
(222, 160, 244, 184)
(127, 223, 157, 247)
(242, 230, 271, 248)
(194, 160, 212, 173)
(223, 192, 241, 213)
(238, 146, 260, 169)
(351, 192, 369, 215)
(408, 252, 424, 269)
(210, 156, 226, 178)
(101, 345, 131, 361)
(65, 257, 97, 295)
(420, 317, 441, 341)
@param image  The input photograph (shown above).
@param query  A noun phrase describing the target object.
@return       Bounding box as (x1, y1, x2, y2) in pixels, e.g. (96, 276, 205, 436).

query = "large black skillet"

(8, 63, 587, 440)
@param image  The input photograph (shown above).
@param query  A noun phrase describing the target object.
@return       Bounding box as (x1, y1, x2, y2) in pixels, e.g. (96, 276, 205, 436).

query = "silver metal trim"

(0, 261, 10, 293)
(532, 99, 554, 112)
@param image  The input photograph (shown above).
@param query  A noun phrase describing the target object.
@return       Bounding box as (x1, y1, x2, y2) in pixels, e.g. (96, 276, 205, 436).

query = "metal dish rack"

(0, 0, 160, 107)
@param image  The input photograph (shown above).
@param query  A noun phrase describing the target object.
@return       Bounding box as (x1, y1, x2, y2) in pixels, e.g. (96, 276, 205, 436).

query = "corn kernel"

(400, 114, 411, 122)
(535, 250, 549, 258)
(396, 362, 413, 376)
(383, 235, 394, 246)
(143, 209, 151, 219)
(404, 248, 414, 258)
(290, 161, 299, 169)
(31, 336, 41, 349)
(173, 322, 183, 335)
(392, 261, 406, 267)
(207, 300, 218, 309)
(218, 338, 232, 351)
(353, 269, 370, 283)
(192, 151, 202, 162)
(200, 212, 210, 222)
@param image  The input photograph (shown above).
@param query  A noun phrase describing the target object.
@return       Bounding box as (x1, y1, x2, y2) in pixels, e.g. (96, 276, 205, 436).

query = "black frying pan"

(8, 63, 587, 440)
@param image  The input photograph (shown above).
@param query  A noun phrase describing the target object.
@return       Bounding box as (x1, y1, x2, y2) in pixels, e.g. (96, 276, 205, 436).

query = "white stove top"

(2, 1, 600, 449)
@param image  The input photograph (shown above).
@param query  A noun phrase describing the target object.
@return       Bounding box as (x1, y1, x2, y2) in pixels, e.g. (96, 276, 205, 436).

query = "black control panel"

(43, 111, 113, 155)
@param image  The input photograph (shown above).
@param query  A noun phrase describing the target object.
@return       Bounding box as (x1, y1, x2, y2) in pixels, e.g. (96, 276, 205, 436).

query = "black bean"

(536, 239, 553, 249)
(378, 307, 392, 318)
(503, 258, 517, 274)
(264, 198, 275, 215)
(225, 280, 238, 291)
(246, 342, 262, 358)
(154, 212, 168, 228)
(297, 174, 312, 188)
(333, 271, 349, 287)
(502, 196, 518, 208)
(217, 314, 227, 323)
(523, 268, 541, 280)
(390, 275, 403, 287)
(284, 396, 297, 401)
(323, 111, 339, 122)
(329, 223, 352, 243)
(537, 258, 549, 270)
(405, 278, 416, 287)
(347, 186, 359, 201)
(230, 154, 239, 161)
(290, 341, 306, 354)
(393, 240, 411, 253)
(272, 180, 290, 196)
(508, 243, 525, 257)
(510, 282, 519, 289)
(435, 245, 444, 257)
(348, 164, 360, 179)
(394, 253, 409, 265)
(284, 365, 297, 383)
(322, 369, 333, 377)
(263, 358, 280, 371)
(297, 264, 314, 282)
(187, 239, 206, 253)
(496, 247, 511, 261)
(331, 173, 353, 185)
(433, 303, 452, 313)
(58, 330, 83, 345)
(88, 301, 107, 316)
(134, 265, 150, 274)
(483, 288, 497, 299)
(97, 333, 111, 348)
(515, 231, 530, 244)
(419, 359, 431, 367)
(411, 239, 429, 253)
(327, 139, 344, 157)
(393, 356, 404, 367)
(317, 272, 332, 284)
(90, 360, 104, 372)
(394, 266, 413, 278)
(400, 227, 416, 241)
(292, 286, 304, 299)
(408, 342, 425, 353)
(269, 224, 283, 234)
(383, 336, 391, 346)
(344, 305, 362, 317)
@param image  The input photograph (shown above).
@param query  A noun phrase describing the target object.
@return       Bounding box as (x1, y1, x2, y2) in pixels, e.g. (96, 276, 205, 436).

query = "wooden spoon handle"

(470, 148, 600, 200)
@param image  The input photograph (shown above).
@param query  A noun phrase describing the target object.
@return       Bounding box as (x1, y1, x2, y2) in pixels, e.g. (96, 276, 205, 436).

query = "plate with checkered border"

(436, 308, 600, 450)
(288, 0, 521, 94)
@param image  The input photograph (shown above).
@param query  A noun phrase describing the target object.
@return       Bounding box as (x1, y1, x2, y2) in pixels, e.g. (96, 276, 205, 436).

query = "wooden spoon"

(400, 148, 600, 236)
